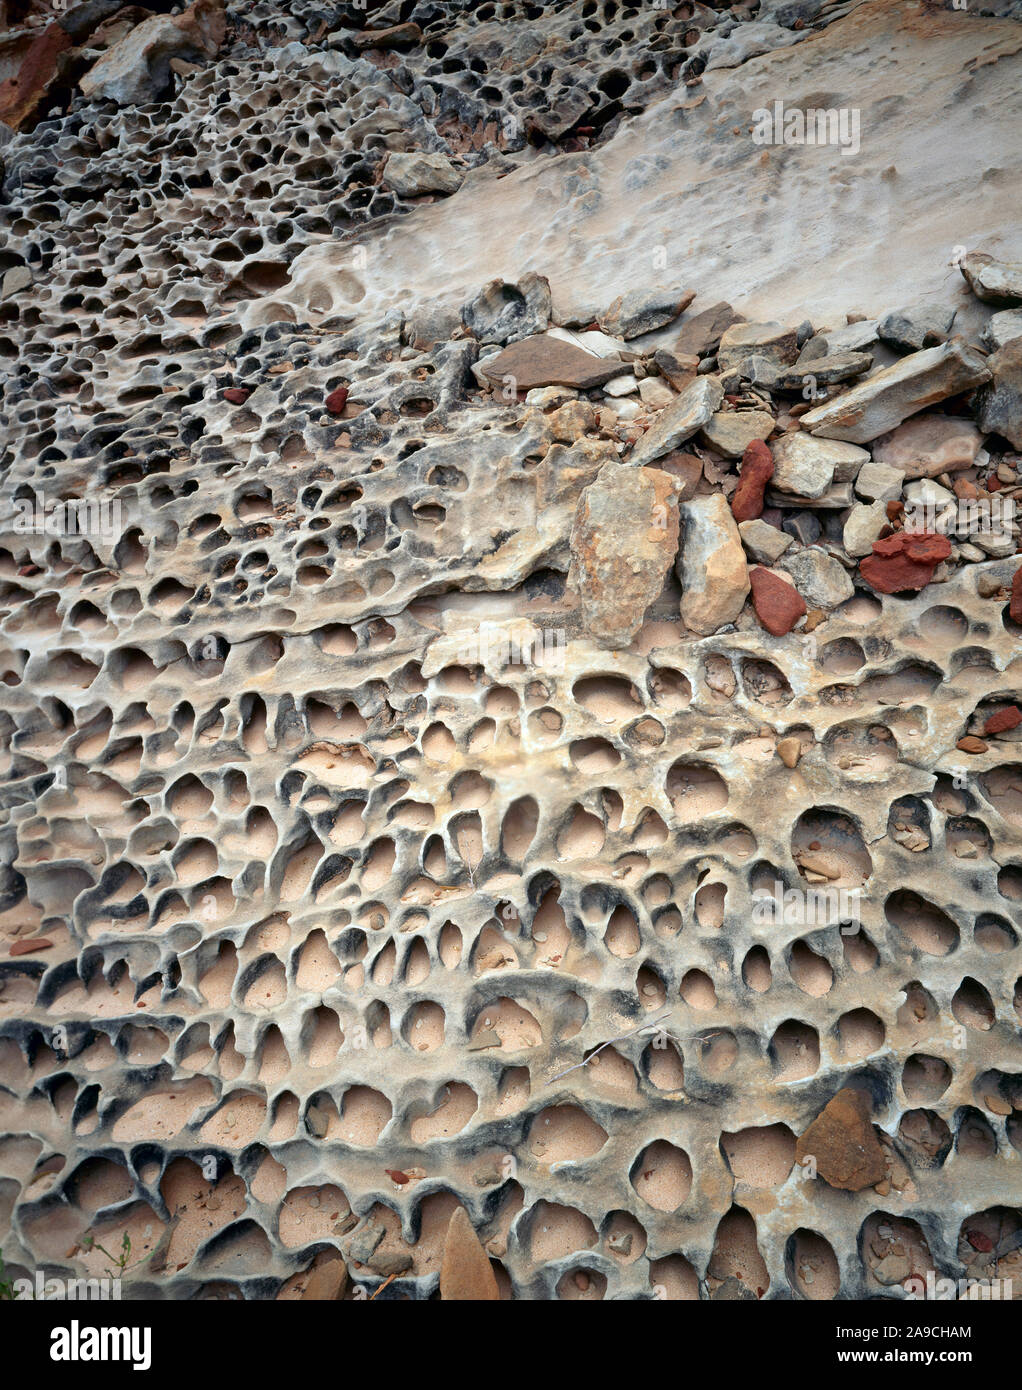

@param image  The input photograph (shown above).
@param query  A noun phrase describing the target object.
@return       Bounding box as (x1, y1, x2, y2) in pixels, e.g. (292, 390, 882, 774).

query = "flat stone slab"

(478, 334, 623, 391)
(800, 340, 991, 443)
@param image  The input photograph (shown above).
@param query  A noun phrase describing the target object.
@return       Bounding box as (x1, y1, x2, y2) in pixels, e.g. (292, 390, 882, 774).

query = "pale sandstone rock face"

(0, 0, 1020, 1312)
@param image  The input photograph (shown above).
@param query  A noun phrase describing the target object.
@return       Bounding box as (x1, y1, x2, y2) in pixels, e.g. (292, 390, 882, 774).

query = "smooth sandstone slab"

(800, 341, 991, 443)
(770, 432, 868, 499)
(872, 414, 983, 478)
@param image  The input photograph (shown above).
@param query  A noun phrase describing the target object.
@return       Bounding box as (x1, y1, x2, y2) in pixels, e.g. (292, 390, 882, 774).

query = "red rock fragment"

(967, 1231, 994, 1253)
(749, 566, 807, 636)
(223, 387, 250, 404)
(326, 386, 349, 414)
(730, 439, 774, 522)
(1011, 567, 1022, 624)
(859, 531, 951, 594)
(9, 937, 54, 956)
(385, 1169, 411, 1185)
(957, 736, 988, 754)
(985, 706, 1022, 735)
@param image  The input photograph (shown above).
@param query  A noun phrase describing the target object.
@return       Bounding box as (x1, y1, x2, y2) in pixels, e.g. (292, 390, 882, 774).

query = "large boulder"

(80, 0, 226, 105)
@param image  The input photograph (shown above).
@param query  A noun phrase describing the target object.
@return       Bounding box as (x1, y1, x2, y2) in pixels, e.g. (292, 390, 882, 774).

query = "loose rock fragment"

(795, 1089, 886, 1192)
(570, 461, 679, 648)
(859, 531, 952, 593)
(628, 377, 724, 467)
(749, 566, 806, 636)
(600, 287, 694, 340)
(730, 439, 775, 521)
(676, 494, 749, 635)
(961, 251, 1022, 306)
(440, 1208, 499, 1301)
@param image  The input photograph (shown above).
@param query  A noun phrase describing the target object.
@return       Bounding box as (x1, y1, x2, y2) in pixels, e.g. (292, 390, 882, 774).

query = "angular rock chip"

(770, 433, 868, 499)
(717, 321, 798, 373)
(878, 301, 956, 352)
(385, 151, 463, 197)
(843, 501, 888, 558)
(780, 547, 854, 609)
(440, 1207, 499, 1300)
(749, 567, 806, 636)
(779, 351, 873, 388)
(600, 286, 694, 340)
(478, 333, 620, 391)
(676, 494, 749, 636)
(738, 518, 792, 564)
(795, 1088, 886, 1192)
(982, 307, 1022, 352)
(701, 409, 774, 460)
(961, 251, 1022, 306)
(976, 340, 1022, 449)
(673, 301, 743, 358)
(628, 376, 723, 467)
(800, 341, 991, 443)
(570, 460, 679, 649)
(872, 414, 983, 478)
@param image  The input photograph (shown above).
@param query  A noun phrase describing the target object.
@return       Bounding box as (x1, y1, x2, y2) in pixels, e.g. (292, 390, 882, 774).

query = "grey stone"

(717, 321, 799, 373)
(628, 376, 724, 467)
(855, 459, 905, 502)
(771, 432, 869, 498)
(802, 320, 879, 357)
(777, 351, 873, 389)
(739, 518, 793, 564)
(699, 409, 774, 458)
(976, 340, 1022, 448)
(600, 286, 694, 340)
(982, 308, 1022, 352)
(843, 501, 887, 557)
(781, 547, 855, 608)
(878, 301, 957, 352)
(961, 251, 1022, 306)
(385, 152, 463, 197)
(781, 512, 822, 546)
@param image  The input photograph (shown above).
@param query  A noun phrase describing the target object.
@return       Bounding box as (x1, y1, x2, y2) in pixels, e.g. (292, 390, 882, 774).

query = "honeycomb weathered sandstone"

(0, 0, 1021, 1303)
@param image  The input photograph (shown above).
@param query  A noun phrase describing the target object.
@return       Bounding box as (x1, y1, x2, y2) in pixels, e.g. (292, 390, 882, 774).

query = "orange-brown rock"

(440, 1207, 499, 1300)
(795, 1088, 886, 1191)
